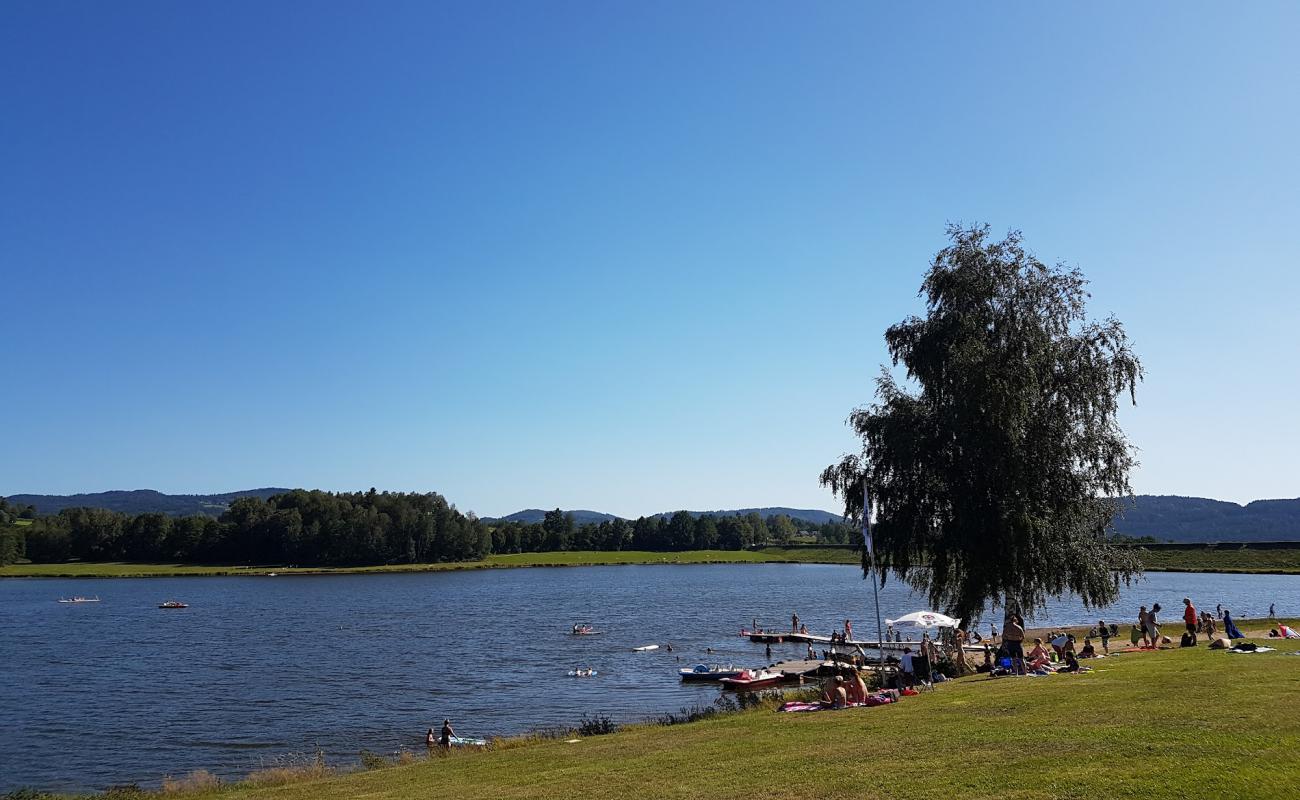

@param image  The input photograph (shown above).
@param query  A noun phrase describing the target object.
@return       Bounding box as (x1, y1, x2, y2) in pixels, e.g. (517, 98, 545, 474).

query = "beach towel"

(1228, 645, 1275, 654)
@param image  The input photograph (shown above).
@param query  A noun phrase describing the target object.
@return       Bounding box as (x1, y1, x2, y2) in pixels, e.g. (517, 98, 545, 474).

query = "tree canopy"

(821, 225, 1143, 624)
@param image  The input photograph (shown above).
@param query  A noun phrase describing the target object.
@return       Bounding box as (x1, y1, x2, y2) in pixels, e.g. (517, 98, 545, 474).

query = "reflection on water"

(2, 564, 1296, 792)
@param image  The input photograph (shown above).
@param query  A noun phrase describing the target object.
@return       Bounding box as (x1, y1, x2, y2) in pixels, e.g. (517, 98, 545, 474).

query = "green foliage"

(822, 225, 1143, 623)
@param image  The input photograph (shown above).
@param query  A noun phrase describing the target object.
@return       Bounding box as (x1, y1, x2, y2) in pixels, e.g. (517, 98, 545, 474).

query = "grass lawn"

(1134, 545, 1300, 574)
(115, 633, 1300, 800)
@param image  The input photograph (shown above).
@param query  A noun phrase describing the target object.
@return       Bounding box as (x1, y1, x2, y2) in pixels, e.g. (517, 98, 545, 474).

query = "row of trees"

(3, 490, 856, 567)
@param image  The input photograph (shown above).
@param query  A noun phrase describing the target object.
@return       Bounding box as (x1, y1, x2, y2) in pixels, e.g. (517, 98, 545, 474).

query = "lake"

(2, 564, 1297, 793)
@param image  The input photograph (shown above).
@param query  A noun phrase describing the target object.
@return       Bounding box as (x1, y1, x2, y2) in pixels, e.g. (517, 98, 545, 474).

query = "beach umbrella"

(886, 610, 962, 629)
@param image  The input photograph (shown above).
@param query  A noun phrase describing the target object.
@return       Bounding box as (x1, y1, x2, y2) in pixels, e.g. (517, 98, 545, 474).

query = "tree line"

(0, 490, 856, 566)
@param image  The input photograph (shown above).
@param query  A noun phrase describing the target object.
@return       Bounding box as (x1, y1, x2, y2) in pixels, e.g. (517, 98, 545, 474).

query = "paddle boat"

(678, 664, 744, 682)
(718, 668, 785, 690)
(57, 596, 100, 603)
(158, 600, 189, 609)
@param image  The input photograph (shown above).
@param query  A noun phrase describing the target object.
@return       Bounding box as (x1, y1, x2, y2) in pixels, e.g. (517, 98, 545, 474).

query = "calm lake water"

(3, 564, 1298, 793)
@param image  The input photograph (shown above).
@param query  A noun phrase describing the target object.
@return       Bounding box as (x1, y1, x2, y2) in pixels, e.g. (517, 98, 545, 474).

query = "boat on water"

(632, 644, 659, 652)
(679, 664, 744, 682)
(719, 668, 786, 690)
(57, 596, 100, 603)
(567, 668, 598, 677)
(570, 623, 601, 635)
(158, 600, 188, 609)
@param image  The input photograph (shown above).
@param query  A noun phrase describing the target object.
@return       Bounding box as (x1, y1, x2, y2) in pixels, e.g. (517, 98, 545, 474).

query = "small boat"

(570, 623, 601, 636)
(158, 600, 189, 609)
(57, 596, 100, 603)
(448, 735, 488, 748)
(632, 644, 659, 652)
(679, 664, 744, 682)
(567, 668, 598, 677)
(719, 668, 785, 690)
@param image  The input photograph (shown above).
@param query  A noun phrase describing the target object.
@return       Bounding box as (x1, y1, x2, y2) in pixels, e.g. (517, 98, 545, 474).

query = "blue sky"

(3, 2, 1297, 517)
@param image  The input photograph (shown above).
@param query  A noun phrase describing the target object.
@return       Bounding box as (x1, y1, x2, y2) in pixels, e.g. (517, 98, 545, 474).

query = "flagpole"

(863, 482, 885, 679)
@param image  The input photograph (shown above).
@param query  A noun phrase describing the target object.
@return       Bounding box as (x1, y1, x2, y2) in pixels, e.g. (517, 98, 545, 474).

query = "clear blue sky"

(3, 2, 1297, 517)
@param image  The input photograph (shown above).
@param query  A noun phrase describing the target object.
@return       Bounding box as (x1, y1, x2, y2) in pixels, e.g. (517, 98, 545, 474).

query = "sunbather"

(1026, 638, 1051, 670)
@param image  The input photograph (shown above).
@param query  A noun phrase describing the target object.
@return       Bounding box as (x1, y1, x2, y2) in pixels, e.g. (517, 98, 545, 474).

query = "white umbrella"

(885, 610, 962, 629)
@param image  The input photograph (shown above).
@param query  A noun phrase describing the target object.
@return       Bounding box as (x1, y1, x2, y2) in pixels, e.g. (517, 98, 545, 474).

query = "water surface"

(2, 564, 1297, 792)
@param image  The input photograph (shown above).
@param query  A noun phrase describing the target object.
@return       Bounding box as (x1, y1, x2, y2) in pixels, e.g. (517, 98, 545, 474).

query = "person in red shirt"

(1183, 598, 1199, 644)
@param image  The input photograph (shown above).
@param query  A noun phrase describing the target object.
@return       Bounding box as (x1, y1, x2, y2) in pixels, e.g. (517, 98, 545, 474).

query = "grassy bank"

(42, 629, 1300, 800)
(0, 548, 858, 578)
(5, 542, 1299, 578)
(1132, 544, 1300, 574)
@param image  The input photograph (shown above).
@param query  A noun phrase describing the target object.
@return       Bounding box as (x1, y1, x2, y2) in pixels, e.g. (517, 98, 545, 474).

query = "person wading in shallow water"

(440, 719, 455, 749)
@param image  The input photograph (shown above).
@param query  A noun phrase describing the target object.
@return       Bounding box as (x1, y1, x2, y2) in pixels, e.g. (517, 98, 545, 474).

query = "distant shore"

(4, 543, 1300, 578)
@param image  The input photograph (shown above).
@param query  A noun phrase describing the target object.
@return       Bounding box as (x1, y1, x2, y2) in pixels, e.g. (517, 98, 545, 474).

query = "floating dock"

(747, 631, 984, 653)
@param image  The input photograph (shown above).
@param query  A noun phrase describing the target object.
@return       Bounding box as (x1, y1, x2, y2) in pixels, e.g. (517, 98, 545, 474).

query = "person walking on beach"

(1270, 603, 1276, 619)
(1183, 598, 1198, 645)
(439, 719, 455, 749)
(1097, 619, 1110, 654)
(1137, 606, 1150, 648)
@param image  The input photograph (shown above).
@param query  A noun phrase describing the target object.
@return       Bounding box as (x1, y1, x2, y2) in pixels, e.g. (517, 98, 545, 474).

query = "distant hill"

(8, 490, 1299, 542)
(4, 488, 290, 517)
(1113, 495, 1300, 543)
(488, 509, 621, 525)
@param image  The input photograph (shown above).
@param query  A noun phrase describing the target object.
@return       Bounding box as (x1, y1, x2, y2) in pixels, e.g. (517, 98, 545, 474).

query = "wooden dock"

(748, 631, 984, 653)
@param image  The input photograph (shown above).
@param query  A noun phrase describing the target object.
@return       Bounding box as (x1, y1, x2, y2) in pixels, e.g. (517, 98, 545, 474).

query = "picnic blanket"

(1227, 645, 1276, 654)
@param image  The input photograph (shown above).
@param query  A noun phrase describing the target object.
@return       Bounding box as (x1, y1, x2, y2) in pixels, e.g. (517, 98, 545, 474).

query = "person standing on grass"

(900, 647, 916, 688)
(1183, 598, 1199, 644)
(1147, 603, 1162, 646)
(1003, 614, 1026, 675)
(1097, 619, 1110, 654)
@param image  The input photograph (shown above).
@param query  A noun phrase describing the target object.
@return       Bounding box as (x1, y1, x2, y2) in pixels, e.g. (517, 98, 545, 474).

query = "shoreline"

(3, 548, 1300, 579)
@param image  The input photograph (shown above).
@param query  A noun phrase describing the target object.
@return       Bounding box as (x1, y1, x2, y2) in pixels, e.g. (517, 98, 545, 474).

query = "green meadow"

(44, 629, 1300, 800)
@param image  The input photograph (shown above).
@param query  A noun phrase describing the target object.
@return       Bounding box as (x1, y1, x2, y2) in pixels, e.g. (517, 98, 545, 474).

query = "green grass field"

(4, 543, 1298, 578)
(66, 630, 1300, 800)
(1133, 544, 1300, 574)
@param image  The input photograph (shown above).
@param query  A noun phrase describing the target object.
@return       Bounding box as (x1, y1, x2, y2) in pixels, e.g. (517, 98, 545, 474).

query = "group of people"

(819, 668, 871, 708)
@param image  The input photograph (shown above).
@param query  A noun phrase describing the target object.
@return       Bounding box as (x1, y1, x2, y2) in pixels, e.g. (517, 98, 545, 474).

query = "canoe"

(632, 644, 659, 652)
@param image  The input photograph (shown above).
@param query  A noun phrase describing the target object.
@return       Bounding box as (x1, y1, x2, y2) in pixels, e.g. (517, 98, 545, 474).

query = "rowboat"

(679, 664, 744, 682)
(719, 669, 785, 690)
(158, 600, 188, 609)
